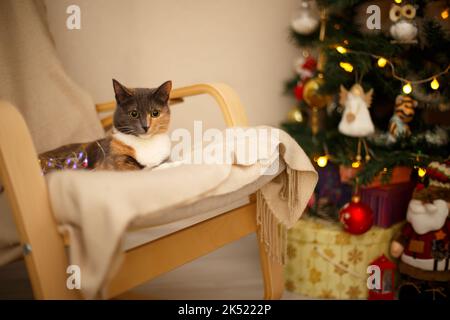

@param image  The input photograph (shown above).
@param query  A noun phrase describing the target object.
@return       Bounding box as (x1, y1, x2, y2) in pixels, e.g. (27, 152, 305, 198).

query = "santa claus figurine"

(391, 160, 450, 300)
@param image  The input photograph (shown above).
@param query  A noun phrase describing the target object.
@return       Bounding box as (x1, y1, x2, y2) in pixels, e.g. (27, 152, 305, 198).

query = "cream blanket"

(46, 127, 317, 298)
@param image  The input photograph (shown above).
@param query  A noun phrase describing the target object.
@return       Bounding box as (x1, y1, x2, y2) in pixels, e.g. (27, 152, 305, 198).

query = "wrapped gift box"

(317, 163, 352, 207)
(285, 217, 402, 299)
(360, 182, 415, 228)
(339, 166, 412, 187)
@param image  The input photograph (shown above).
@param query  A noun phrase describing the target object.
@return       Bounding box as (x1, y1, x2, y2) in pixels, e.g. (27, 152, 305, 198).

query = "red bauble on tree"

(294, 83, 304, 101)
(339, 195, 374, 235)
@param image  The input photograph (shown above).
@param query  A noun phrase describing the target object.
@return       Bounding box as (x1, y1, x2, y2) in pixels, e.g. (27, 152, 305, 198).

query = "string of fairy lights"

(334, 45, 450, 95)
(304, 0, 449, 172)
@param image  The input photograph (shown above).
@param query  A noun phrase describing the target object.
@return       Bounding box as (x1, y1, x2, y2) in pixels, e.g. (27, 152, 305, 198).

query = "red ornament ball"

(339, 196, 374, 235)
(294, 84, 304, 101)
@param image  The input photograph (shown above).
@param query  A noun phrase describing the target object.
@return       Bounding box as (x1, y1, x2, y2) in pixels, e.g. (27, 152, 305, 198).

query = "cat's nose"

(142, 125, 149, 133)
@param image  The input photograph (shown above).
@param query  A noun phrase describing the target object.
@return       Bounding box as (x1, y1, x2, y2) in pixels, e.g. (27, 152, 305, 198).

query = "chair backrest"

(0, 0, 104, 154)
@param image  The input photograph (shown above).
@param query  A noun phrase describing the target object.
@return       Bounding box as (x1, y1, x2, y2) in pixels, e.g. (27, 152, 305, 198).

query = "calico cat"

(39, 79, 172, 172)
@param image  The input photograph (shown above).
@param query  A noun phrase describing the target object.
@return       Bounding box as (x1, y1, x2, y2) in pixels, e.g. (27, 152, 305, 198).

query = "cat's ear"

(112, 79, 133, 104)
(154, 80, 172, 105)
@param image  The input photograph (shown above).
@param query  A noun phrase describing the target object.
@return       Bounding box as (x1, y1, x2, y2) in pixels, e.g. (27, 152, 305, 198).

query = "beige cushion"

(0, 0, 104, 153)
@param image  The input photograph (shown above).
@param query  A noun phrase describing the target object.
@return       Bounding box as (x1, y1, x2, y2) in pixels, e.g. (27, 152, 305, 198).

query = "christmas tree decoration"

(292, 55, 318, 103)
(290, 0, 320, 35)
(389, 4, 418, 44)
(336, 46, 347, 54)
(430, 78, 440, 90)
(294, 55, 317, 80)
(377, 57, 387, 68)
(442, 8, 449, 20)
(287, 106, 304, 123)
(303, 76, 328, 109)
(388, 95, 418, 139)
(303, 76, 329, 135)
(339, 195, 374, 235)
(315, 155, 328, 168)
(293, 82, 305, 101)
(339, 62, 353, 73)
(417, 167, 426, 178)
(367, 255, 396, 300)
(351, 161, 361, 169)
(283, 0, 450, 236)
(390, 160, 450, 300)
(402, 82, 413, 94)
(338, 84, 375, 138)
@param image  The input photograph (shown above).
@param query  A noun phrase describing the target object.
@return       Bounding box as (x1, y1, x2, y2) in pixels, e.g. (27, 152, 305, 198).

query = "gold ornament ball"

(303, 77, 328, 109)
(287, 107, 304, 123)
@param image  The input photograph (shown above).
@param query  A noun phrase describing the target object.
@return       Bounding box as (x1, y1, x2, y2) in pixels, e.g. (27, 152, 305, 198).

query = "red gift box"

(360, 182, 415, 228)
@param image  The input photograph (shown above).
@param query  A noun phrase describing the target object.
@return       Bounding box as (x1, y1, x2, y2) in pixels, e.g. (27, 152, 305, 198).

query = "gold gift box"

(285, 216, 402, 299)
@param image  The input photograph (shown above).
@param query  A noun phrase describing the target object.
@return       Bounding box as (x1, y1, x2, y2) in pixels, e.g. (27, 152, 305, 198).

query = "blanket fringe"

(287, 167, 300, 217)
(279, 167, 300, 220)
(258, 167, 301, 264)
(256, 191, 287, 264)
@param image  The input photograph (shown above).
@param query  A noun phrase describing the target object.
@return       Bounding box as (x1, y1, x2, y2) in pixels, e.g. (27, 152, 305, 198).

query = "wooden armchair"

(0, 83, 284, 299)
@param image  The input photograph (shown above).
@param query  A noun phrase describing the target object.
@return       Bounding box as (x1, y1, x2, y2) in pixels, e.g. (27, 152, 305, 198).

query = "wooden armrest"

(170, 83, 248, 127)
(96, 83, 248, 130)
(0, 100, 73, 298)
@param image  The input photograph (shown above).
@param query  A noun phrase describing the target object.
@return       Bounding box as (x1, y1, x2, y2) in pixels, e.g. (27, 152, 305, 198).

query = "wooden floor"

(0, 234, 307, 300)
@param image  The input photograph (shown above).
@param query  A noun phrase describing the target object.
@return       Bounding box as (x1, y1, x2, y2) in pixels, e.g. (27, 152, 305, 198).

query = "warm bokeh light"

(402, 83, 412, 94)
(336, 46, 347, 54)
(430, 78, 440, 90)
(339, 62, 353, 72)
(377, 57, 387, 68)
(418, 167, 427, 178)
(316, 156, 328, 168)
(351, 161, 361, 169)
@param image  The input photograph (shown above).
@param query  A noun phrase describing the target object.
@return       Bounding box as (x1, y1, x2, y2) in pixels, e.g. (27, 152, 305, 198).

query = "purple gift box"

(360, 182, 415, 228)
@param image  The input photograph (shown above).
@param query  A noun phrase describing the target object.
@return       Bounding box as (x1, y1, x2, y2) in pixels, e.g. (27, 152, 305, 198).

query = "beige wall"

(45, 0, 298, 131)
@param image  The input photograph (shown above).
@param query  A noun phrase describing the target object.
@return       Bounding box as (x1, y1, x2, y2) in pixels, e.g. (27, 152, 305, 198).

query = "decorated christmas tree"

(283, 0, 450, 217)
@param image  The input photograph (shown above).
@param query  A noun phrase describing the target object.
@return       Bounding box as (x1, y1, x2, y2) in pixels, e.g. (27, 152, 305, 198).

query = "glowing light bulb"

(316, 156, 328, 168)
(377, 57, 387, 68)
(339, 62, 353, 73)
(442, 9, 449, 20)
(417, 167, 426, 178)
(402, 83, 412, 94)
(336, 46, 347, 54)
(351, 161, 361, 169)
(431, 78, 440, 90)
(394, 0, 402, 4)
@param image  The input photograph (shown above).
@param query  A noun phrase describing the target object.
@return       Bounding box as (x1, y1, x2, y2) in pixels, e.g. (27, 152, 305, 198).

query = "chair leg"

(257, 233, 284, 300)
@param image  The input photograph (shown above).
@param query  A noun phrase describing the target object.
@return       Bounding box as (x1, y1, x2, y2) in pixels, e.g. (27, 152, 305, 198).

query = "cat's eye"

(151, 110, 160, 118)
(129, 110, 139, 119)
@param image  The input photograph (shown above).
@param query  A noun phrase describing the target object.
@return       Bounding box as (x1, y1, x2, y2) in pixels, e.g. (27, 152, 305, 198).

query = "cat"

(39, 79, 173, 173)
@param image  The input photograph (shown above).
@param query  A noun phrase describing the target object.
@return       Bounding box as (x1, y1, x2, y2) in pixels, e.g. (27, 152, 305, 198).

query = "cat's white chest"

(113, 132, 171, 168)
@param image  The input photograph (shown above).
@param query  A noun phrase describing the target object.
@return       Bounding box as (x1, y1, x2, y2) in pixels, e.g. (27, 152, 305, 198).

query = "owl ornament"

(389, 4, 418, 44)
(338, 84, 375, 138)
